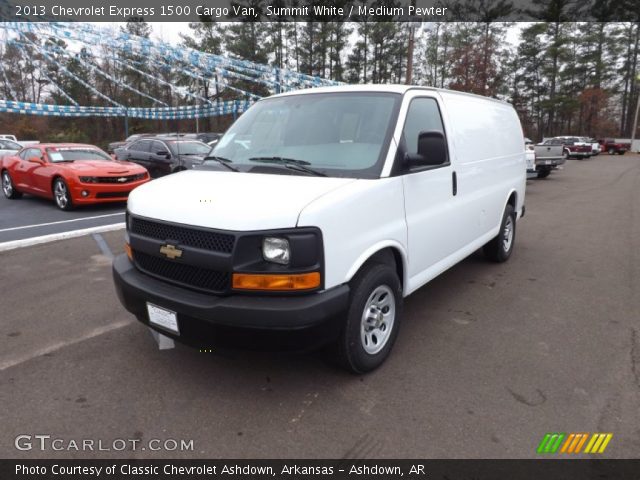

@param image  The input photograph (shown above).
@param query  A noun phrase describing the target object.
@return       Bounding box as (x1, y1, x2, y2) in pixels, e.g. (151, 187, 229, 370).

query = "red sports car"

(1, 143, 150, 210)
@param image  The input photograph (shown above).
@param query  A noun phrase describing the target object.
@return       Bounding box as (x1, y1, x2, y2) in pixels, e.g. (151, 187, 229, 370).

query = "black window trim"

(392, 94, 451, 176)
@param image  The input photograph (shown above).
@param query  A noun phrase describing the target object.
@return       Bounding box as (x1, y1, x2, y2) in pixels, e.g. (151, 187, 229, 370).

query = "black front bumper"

(112, 254, 350, 351)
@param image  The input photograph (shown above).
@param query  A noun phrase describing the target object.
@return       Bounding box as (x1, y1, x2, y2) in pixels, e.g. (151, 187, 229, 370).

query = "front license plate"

(544, 160, 553, 165)
(147, 303, 179, 334)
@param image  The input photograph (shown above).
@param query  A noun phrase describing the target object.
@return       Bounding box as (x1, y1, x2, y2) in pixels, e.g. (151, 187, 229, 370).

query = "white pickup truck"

(534, 142, 565, 178)
(0, 134, 40, 147)
(112, 85, 526, 373)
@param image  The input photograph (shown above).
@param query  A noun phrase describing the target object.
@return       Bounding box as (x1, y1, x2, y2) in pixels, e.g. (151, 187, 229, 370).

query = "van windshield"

(207, 92, 401, 179)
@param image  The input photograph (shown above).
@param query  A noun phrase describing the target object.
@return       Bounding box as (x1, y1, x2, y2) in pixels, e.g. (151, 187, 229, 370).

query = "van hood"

(127, 170, 357, 231)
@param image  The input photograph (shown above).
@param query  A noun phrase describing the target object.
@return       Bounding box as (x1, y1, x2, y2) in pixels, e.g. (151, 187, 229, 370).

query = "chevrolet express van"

(113, 85, 526, 373)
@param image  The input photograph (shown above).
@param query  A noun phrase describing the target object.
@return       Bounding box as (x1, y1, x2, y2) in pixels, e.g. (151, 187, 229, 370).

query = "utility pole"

(631, 74, 640, 153)
(124, 107, 129, 138)
(406, 0, 417, 85)
(195, 77, 200, 133)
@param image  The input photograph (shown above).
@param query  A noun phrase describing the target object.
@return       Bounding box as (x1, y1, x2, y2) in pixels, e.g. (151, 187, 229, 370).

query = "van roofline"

(267, 84, 512, 106)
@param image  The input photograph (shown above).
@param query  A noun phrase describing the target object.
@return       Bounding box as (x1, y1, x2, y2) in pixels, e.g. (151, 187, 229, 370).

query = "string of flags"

(0, 99, 254, 119)
(0, 22, 343, 119)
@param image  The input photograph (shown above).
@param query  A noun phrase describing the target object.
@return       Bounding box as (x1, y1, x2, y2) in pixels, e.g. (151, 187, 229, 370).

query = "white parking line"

(0, 320, 133, 372)
(0, 212, 124, 233)
(0, 223, 125, 252)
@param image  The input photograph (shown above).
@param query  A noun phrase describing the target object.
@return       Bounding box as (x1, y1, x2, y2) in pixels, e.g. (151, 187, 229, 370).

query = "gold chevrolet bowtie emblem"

(160, 244, 183, 260)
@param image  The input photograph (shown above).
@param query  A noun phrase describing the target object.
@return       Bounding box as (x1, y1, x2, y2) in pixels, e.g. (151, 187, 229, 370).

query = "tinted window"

(150, 141, 168, 154)
(22, 148, 43, 160)
(130, 140, 152, 152)
(402, 97, 446, 159)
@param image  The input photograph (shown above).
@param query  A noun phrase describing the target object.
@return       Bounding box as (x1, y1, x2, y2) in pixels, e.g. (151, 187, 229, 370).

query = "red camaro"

(1, 143, 150, 210)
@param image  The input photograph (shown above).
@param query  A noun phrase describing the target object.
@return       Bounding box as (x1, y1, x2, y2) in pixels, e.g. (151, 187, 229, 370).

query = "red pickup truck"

(598, 138, 629, 155)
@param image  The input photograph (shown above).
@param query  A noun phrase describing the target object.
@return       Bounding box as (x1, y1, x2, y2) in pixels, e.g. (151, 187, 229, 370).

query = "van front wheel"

(334, 263, 403, 374)
(483, 204, 516, 263)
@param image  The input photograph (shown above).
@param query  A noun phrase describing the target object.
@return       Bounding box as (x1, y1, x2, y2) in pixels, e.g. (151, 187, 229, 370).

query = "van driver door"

(399, 93, 464, 291)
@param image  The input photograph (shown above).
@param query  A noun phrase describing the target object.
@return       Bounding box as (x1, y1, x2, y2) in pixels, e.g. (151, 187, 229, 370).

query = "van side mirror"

(156, 150, 170, 158)
(28, 157, 45, 165)
(411, 130, 447, 167)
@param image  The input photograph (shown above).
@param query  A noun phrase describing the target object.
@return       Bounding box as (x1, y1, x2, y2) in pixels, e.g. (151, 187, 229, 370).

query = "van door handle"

(452, 171, 457, 196)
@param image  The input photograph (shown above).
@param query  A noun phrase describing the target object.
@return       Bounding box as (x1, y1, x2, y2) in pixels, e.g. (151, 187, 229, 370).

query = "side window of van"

(402, 97, 446, 161)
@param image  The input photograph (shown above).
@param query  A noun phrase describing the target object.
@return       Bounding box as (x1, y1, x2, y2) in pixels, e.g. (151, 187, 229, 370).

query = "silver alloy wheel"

(54, 180, 69, 209)
(2, 172, 12, 197)
(502, 215, 514, 252)
(360, 285, 396, 355)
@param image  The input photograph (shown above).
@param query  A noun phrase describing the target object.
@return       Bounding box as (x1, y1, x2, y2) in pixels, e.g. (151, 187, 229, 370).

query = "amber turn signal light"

(125, 242, 133, 261)
(232, 272, 321, 291)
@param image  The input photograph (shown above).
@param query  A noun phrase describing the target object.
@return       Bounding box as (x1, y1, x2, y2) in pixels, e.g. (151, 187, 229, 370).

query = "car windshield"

(167, 141, 211, 156)
(207, 92, 401, 179)
(46, 148, 112, 162)
(2, 140, 21, 150)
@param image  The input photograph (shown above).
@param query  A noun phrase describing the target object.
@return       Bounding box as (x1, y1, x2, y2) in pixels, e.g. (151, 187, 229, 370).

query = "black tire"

(483, 204, 516, 263)
(1, 170, 22, 199)
(537, 168, 551, 179)
(608, 148, 615, 155)
(618, 151, 625, 155)
(563, 149, 570, 160)
(333, 262, 403, 374)
(53, 178, 74, 211)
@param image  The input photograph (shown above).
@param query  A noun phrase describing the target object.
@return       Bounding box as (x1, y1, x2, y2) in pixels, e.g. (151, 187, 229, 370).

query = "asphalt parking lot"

(1, 154, 639, 459)
(0, 194, 125, 245)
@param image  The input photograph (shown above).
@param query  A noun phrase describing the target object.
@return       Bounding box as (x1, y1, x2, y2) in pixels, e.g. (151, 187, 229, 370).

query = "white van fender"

(344, 240, 409, 295)
(504, 187, 521, 218)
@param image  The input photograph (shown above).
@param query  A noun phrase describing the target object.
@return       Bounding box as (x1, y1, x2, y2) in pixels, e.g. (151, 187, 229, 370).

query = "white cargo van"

(113, 85, 526, 373)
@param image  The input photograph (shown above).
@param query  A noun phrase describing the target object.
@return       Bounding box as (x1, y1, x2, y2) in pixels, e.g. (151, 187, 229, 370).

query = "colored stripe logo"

(537, 433, 613, 454)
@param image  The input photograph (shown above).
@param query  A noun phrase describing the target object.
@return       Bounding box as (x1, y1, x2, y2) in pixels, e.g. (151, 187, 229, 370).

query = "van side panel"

(297, 178, 407, 291)
(438, 91, 526, 239)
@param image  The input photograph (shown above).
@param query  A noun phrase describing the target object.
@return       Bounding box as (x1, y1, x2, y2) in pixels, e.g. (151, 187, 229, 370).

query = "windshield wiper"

(203, 155, 239, 172)
(248, 156, 327, 177)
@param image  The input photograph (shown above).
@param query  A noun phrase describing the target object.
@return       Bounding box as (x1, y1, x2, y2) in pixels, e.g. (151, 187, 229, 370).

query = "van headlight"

(262, 237, 290, 265)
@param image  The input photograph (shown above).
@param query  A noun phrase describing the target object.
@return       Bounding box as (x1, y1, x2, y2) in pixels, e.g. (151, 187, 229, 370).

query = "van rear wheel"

(333, 262, 403, 374)
(483, 204, 516, 263)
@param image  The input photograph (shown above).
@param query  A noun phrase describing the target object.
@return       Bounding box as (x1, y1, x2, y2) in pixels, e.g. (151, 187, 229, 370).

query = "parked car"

(112, 85, 527, 373)
(543, 136, 592, 159)
(598, 138, 629, 155)
(114, 137, 211, 178)
(0, 138, 22, 159)
(533, 141, 565, 178)
(1, 143, 149, 210)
